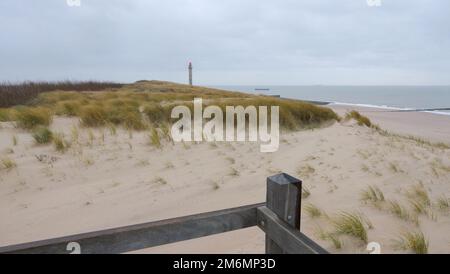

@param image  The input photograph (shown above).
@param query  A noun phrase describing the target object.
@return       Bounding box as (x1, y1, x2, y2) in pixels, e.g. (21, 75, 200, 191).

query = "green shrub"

(16, 107, 52, 129)
(33, 127, 53, 144)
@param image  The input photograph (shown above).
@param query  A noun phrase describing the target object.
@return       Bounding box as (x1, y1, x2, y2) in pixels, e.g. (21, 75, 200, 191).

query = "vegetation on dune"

(361, 185, 385, 203)
(53, 133, 70, 152)
(143, 104, 172, 125)
(1, 157, 17, 170)
(387, 200, 417, 223)
(55, 100, 82, 116)
(304, 203, 323, 218)
(377, 128, 450, 149)
(0, 108, 15, 121)
(346, 110, 450, 149)
(345, 110, 375, 128)
(406, 184, 431, 207)
(149, 128, 162, 148)
(332, 211, 372, 244)
(33, 127, 53, 144)
(15, 107, 52, 129)
(1, 80, 339, 132)
(79, 106, 107, 127)
(0, 81, 123, 108)
(394, 231, 429, 254)
(436, 196, 449, 210)
(205, 97, 339, 130)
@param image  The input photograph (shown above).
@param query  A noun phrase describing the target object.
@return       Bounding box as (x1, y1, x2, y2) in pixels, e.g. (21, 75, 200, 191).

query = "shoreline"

(329, 104, 450, 144)
(290, 98, 450, 117)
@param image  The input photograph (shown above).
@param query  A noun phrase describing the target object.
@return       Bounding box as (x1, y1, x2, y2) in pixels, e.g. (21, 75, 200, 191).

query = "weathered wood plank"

(265, 173, 302, 254)
(257, 206, 328, 254)
(0, 203, 264, 254)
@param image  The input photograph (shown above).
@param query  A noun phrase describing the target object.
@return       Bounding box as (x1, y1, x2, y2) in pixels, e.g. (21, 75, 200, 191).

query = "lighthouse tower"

(188, 62, 193, 86)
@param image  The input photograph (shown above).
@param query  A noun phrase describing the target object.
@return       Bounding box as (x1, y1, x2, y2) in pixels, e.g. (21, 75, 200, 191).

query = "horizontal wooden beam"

(0, 203, 264, 254)
(257, 206, 328, 254)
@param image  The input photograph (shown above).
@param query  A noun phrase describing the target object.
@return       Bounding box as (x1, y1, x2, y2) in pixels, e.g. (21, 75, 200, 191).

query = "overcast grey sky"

(1, 0, 449, 85)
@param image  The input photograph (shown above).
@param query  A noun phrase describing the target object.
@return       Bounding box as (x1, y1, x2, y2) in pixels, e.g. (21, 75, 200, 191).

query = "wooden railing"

(0, 173, 328, 254)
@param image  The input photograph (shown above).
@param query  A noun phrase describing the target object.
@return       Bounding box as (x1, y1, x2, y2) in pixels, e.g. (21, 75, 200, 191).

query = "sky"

(0, 0, 449, 85)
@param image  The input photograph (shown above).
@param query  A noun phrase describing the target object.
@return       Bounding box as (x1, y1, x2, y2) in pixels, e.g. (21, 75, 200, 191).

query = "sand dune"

(0, 111, 449, 254)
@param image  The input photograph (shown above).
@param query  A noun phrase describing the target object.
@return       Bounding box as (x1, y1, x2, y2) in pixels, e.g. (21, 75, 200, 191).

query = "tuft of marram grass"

(344, 110, 373, 128)
(33, 127, 53, 144)
(361, 185, 385, 203)
(160, 123, 173, 142)
(53, 133, 70, 152)
(15, 107, 52, 129)
(12, 135, 18, 146)
(332, 211, 372, 244)
(229, 167, 240, 177)
(327, 233, 343, 249)
(409, 199, 428, 215)
(394, 231, 429, 254)
(304, 203, 322, 218)
(149, 128, 161, 148)
(302, 186, 311, 199)
(387, 200, 418, 224)
(315, 227, 342, 249)
(1, 157, 17, 170)
(71, 126, 80, 143)
(406, 184, 430, 206)
(297, 164, 316, 178)
(436, 196, 449, 210)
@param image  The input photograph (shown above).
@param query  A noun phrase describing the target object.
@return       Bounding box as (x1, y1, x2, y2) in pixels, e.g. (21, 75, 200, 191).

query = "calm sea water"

(213, 86, 450, 116)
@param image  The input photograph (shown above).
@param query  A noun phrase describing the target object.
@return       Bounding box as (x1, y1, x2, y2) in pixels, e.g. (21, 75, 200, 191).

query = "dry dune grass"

(0, 81, 339, 133)
(332, 211, 373, 244)
(0, 81, 123, 108)
(394, 230, 429, 254)
(346, 110, 449, 149)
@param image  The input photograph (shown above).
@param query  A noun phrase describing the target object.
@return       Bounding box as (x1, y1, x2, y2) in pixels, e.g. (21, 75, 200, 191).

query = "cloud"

(0, 0, 449, 84)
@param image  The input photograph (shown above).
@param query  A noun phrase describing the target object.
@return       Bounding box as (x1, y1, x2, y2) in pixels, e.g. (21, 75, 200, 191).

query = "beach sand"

(0, 109, 449, 254)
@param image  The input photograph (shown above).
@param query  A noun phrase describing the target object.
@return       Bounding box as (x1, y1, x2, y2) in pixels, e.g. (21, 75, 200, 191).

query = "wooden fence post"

(264, 173, 302, 254)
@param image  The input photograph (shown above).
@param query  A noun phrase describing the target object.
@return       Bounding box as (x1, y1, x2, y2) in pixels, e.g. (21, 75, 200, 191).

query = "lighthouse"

(188, 62, 193, 86)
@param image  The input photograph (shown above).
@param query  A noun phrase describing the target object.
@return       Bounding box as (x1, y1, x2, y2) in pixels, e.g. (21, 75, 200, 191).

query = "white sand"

(0, 111, 449, 254)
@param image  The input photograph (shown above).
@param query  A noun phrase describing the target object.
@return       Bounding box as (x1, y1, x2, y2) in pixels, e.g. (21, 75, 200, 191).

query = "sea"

(212, 86, 450, 116)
